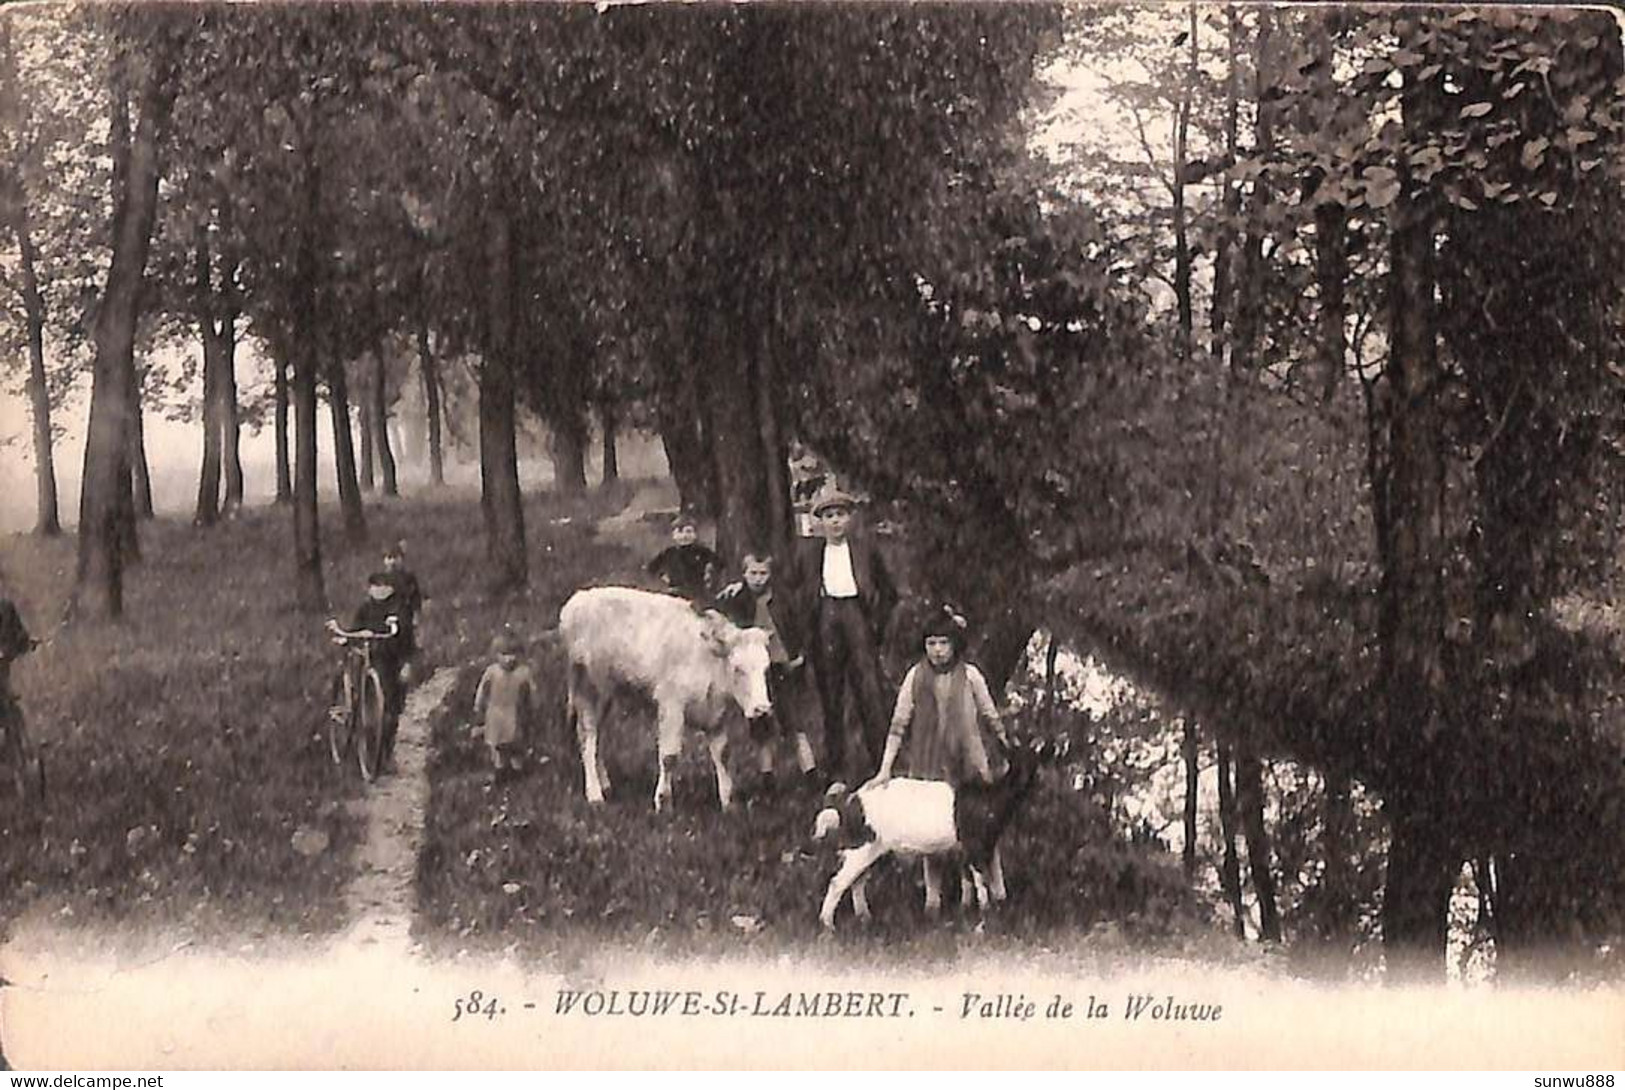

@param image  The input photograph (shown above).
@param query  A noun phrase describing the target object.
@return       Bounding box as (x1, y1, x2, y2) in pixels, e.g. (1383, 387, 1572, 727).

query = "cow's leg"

(653, 697, 685, 813)
(571, 668, 606, 806)
(706, 729, 735, 811)
(922, 857, 943, 916)
(820, 843, 885, 930)
(594, 693, 614, 795)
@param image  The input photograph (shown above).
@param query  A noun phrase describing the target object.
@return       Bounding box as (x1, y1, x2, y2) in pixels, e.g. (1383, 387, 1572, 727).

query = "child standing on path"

(473, 631, 535, 780)
(646, 511, 722, 601)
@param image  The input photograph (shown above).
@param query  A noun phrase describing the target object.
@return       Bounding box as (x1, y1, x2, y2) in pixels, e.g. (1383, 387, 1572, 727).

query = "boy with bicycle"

(327, 571, 410, 771)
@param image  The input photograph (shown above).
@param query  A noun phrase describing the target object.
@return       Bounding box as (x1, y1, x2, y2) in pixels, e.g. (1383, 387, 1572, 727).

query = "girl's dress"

(475, 662, 535, 748)
(887, 658, 1003, 785)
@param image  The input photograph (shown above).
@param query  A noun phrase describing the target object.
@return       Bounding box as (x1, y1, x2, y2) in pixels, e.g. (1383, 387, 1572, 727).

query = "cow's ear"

(699, 610, 732, 656)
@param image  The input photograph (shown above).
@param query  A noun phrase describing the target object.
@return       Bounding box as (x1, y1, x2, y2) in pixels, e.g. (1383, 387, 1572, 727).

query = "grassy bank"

(415, 644, 1207, 963)
(0, 483, 635, 940)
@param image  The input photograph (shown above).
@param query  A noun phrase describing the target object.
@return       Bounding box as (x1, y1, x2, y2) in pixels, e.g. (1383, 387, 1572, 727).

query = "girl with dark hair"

(871, 605, 1007, 787)
(869, 603, 1012, 907)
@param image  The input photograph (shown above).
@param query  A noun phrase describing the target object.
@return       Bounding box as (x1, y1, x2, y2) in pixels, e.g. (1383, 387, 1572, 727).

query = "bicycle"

(325, 617, 399, 783)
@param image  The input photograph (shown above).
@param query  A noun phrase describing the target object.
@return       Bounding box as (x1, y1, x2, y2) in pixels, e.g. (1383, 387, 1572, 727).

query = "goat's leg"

(968, 866, 992, 912)
(922, 857, 943, 916)
(706, 729, 735, 810)
(653, 697, 684, 813)
(820, 843, 885, 930)
(852, 872, 872, 924)
(988, 845, 1007, 903)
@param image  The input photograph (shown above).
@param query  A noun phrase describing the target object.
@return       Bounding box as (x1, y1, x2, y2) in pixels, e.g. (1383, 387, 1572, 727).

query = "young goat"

(810, 738, 1054, 929)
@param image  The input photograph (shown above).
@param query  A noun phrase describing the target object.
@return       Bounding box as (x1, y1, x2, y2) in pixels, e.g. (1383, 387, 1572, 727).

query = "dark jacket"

(787, 535, 898, 642)
(712, 582, 806, 661)
(647, 544, 722, 599)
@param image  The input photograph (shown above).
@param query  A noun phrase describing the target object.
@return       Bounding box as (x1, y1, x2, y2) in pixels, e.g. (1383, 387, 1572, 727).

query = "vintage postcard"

(0, 0, 1621, 1071)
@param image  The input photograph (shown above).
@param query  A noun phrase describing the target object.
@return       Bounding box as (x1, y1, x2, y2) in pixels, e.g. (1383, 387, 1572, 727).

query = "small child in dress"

(870, 604, 1010, 906)
(646, 511, 722, 600)
(473, 630, 535, 781)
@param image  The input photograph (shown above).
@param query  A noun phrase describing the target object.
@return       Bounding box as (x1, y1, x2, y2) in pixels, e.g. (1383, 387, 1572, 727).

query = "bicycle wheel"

(356, 668, 388, 782)
(329, 665, 357, 766)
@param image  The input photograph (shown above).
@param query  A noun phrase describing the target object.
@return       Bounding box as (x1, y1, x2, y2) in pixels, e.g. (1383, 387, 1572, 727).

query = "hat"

(811, 487, 857, 516)
(670, 510, 700, 530)
(366, 570, 395, 588)
(383, 541, 406, 560)
(493, 630, 521, 655)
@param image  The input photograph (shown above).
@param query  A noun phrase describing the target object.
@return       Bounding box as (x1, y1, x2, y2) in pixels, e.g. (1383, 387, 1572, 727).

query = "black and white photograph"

(0, 0, 1621, 1071)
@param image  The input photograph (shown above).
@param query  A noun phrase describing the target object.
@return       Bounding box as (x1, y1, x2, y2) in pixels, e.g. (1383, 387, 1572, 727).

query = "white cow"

(559, 586, 773, 812)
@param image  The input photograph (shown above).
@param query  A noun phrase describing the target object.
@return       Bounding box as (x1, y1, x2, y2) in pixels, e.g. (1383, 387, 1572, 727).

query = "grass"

(0, 480, 637, 942)
(415, 629, 1211, 965)
(1, 475, 1218, 968)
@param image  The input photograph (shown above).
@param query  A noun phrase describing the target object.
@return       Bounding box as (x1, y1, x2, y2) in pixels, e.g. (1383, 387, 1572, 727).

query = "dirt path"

(336, 665, 459, 955)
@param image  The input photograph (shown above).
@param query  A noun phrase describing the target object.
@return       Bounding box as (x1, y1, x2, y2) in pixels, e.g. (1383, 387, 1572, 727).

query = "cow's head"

(699, 612, 773, 719)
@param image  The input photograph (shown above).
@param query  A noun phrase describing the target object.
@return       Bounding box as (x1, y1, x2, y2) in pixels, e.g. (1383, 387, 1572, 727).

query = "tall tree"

(72, 24, 176, 620)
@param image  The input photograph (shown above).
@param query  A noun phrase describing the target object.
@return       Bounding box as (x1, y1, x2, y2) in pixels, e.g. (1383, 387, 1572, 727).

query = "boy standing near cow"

(714, 549, 820, 791)
(647, 511, 722, 601)
(787, 487, 898, 788)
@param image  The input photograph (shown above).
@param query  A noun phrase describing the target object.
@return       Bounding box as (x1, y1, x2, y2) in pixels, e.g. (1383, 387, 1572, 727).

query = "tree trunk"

(220, 314, 243, 513)
(327, 361, 367, 542)
(12, 198, 60, 536)
(480, 206, 527, 591)
(599, 402, 620, 487)
(128, 368, 154, 520)
(1378, 14, 1455, 980)
(657, 394, 714, 516)
(73, 43, 173, 620)
(1208, 7, 1243, 364)
(1181, 719, 1200, 878)
(551, 414, 589, 495)
(757, 303, 792, 556)
(273, 347, 293, 506)
(1320, 763, 1356, 956)
(357, 366, 376, 493)
(1234, 744, 1282, 941)
(416, 318, 445, 487)
(975, 606, 1035, 699)
(1308, 11, 1349, 404)
(194, 237, 223, 526)
(1215, 740, 1247, 938)
(704, 317, 770, 563)
(1171, 5, 1197, 366)
(372, 348, 398, 497)
(287, 124, 326, 611)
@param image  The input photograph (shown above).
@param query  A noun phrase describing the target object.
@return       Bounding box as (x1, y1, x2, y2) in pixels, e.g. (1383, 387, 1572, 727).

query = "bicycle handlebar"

(326, 617, 401, 644)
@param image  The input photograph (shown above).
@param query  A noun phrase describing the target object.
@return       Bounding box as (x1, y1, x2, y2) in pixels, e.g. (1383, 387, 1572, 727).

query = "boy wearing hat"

(473, 630, 535, 780)
(647, 511, 722, 601)
(787, 486, 898, 785)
